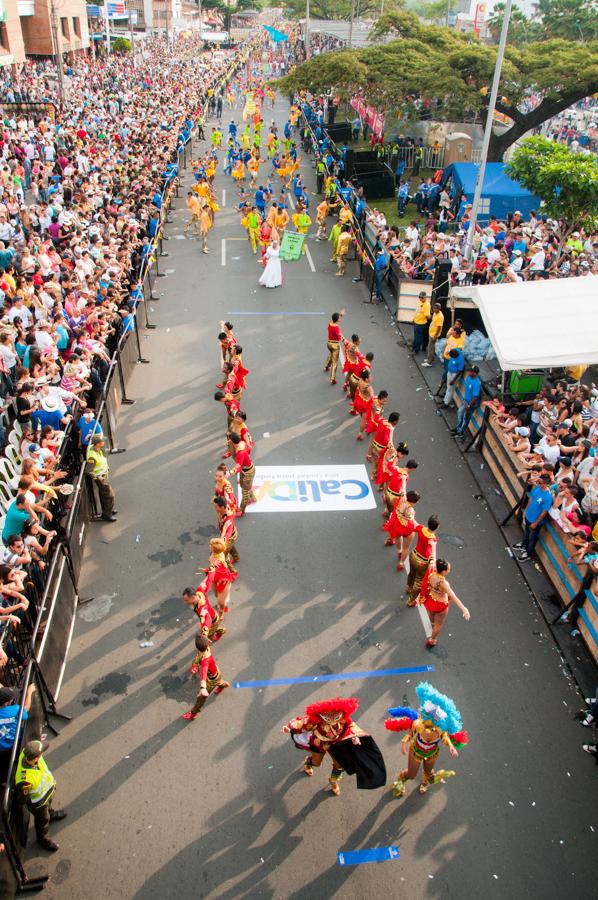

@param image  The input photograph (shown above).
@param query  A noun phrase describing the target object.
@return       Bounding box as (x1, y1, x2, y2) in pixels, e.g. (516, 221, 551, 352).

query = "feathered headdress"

(416, 682, 463, 735)
(305, 697, 359, 724)
(385, 683, 469, 748)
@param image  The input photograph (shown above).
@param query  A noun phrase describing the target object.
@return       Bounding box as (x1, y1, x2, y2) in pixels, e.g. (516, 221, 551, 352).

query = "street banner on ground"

(279, 231, 305, 261)
(241, 465, 376, 513)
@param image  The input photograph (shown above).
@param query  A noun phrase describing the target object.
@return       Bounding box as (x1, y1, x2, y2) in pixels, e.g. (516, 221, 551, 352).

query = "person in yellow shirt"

(184, 191, 202, 237)
(200, 204, 212, 254)
(315, 199, 329, 240)
(247, 155, 260, 188)
(246, 206, 261, 254)
(442, 320, 466, 365)
(422, 302, 444, 367)
(335, 224, 353, 276)
(292, 210, 311, 253)
(412, 291, 431, 354)
(276, 206, 289, 232)
(338, 203, 353, 227)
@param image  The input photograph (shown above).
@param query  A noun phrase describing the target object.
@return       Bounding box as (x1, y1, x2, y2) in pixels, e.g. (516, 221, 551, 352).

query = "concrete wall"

(0, 0, 26, 65)
(20, 0, 89, 56)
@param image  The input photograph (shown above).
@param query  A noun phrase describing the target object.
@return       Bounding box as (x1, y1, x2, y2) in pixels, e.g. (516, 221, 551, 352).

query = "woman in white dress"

(259, 240, 282, 288)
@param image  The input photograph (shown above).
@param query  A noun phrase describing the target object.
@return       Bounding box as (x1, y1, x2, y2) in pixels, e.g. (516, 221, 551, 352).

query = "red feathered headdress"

(305, 697, 360, 724)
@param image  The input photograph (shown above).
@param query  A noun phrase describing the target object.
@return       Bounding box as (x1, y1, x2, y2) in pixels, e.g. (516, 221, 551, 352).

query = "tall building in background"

(0, 0, 89, 63)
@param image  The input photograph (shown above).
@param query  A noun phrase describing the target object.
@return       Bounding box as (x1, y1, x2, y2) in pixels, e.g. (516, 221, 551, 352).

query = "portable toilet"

(446, 132, 472, 164)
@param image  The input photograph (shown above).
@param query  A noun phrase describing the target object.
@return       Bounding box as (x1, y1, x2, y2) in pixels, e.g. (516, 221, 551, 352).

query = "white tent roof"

(451, 275, 598, 371)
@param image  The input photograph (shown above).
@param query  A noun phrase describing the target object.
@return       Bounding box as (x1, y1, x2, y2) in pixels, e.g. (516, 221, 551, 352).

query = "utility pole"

(305, 0, 310, 58)
(129, 7, 136, 66)
(464, 0, 512, 261)
(348, 0, 355, 48)
(104, 0, 111, 55)
(49, 0, 65, 105)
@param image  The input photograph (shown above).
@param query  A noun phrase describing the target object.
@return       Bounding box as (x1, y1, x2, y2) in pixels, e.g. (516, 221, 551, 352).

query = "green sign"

(279, 231, 305, 262)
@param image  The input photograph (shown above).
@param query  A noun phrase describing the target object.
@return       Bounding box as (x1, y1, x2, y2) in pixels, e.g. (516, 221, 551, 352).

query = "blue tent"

(263, 25, 288, 42)
(441, 162, 540, 223)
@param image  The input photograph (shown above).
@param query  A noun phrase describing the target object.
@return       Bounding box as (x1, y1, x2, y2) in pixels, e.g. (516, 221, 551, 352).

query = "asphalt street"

(30, 97, 597, 899)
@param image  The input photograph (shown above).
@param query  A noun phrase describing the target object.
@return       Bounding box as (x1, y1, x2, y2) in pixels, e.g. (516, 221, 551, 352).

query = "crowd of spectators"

(487, 378, 598, 608)
(0, 36, 233, 700)
(370, 197, 598, 286)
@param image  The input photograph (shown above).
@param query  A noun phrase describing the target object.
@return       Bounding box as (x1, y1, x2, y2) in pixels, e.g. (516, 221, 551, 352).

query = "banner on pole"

(279, 231, 305, 261)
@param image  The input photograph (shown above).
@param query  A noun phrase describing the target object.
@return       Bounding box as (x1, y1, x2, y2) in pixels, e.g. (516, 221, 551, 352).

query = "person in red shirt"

(342, 334, 361, 398)
(204, 537, 238, 616)
(365, 390, 388, 451)
(383, 457, 418, 518)
(213, 496, 240, 565)
(214, 390, 239, 431)
(226, 409, 253, 459)
(230, 431, 256, 513)
(384, 489, 420, 569)
(406, 515, 439, 606)
(214, 465, 237, 518)
(231, 344, 249, 392)
(324, 309, 344, 384)
(182, 585, 226, 642)
(182, 634, 229, 721)
(368, 410, 399, 476)
(416, 560, 470, 648)
(353, 369, 375, 439)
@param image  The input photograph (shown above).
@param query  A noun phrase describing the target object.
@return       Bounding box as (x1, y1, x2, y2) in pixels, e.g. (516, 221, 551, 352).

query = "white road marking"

(222, 188, 226, 207)
(221, 239, 226, 267)
(305, 244, 316, 273)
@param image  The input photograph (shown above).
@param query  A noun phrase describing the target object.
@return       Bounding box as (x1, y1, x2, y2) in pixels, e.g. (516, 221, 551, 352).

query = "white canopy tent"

(451, 275, 598, 371)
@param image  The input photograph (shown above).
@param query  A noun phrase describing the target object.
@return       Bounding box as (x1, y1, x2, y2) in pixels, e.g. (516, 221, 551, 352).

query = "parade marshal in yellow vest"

(85, 434, 117, 522)
(14, 739, 66, 851)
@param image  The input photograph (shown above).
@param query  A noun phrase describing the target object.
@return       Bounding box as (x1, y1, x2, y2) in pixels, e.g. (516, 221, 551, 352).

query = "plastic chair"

(0, 459, 19, 491)
(5, 444, 20, 472)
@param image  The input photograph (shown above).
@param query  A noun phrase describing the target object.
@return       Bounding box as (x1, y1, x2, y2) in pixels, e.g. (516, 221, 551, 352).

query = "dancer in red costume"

(367, 409, 399, 474)
(380, 454, 418, 518)
(353, 369, 375, 440)
(384, 489, 420, 570)
(281, 697, 386, 796)
(416, 559, 470, 647)
(182, 634, 230, 721)
(182, 584, 226, 642)
(202, 537, 238, 616)
(365, 390, 388, 447)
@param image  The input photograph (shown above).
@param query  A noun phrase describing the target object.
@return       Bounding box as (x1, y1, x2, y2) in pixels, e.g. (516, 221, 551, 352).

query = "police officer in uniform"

(85, 434, 117, 522)
(14, 739, 66, 852)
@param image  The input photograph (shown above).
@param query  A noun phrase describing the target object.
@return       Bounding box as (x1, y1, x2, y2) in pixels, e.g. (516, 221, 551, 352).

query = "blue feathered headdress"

(415, 682, 463, 734)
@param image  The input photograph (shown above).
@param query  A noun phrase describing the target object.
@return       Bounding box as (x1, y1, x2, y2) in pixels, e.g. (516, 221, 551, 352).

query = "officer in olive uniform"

(14, 739, 66, 852)
(85, 434, 117, 522)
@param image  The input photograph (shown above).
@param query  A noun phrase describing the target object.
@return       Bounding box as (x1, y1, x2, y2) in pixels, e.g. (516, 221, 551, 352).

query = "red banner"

(372, 112, 385, 138)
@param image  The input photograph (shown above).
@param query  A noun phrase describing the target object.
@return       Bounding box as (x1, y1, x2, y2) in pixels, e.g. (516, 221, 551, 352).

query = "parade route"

(36, 97, 596, 900)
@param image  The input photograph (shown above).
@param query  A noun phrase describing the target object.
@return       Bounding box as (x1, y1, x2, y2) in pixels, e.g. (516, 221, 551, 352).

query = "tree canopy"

(507, 136, 598, 243)
(487, 0, 598, 45)
(280, 0, 399, 19)
(276, 11, 598, 160)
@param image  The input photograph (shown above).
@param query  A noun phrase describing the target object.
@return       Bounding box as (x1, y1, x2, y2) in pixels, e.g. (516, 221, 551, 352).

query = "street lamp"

(464, 0, 513, 261)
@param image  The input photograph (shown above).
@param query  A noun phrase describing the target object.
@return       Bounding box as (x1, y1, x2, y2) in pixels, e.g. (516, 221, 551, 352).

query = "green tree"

(507, 136, 598, 245)
(533, 0, 598, 42)
(277, 12, 598, 160)
(112, 37, 132, 54)
(486, 2, 540, 45)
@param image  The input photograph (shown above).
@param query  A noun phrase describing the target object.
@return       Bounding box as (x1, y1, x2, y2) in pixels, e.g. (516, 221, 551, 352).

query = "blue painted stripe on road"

(226, 311, 326, 315)
(233, 665, 434, 689)
(338, 847, 400, 865)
